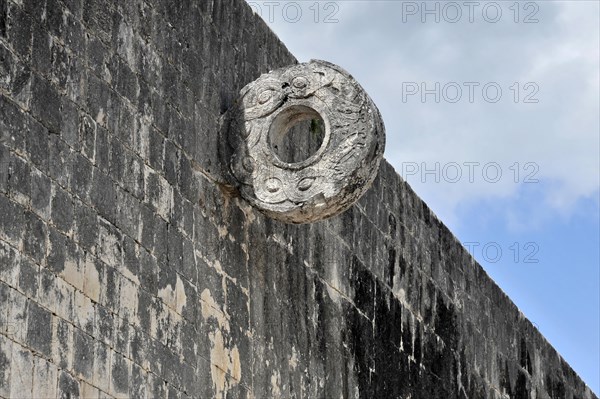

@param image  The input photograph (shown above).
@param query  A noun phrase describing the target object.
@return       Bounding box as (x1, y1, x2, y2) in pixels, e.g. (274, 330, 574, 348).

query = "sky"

(245, 0, 600, 393)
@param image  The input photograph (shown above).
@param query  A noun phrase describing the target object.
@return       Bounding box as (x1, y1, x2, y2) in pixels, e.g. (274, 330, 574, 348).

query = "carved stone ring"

(225, 60, 386, 224)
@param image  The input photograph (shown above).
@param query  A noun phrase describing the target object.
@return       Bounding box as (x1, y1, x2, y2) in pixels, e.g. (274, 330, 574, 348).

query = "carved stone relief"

(224, 60, 386, 224)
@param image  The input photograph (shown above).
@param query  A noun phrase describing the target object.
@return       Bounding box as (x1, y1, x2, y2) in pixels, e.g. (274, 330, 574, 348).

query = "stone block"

(6, 2, 32, 59)
(31, 75, 61, 134)
(70, 152, 94, 203)
(0, 240, 19, 287)
(25, 300, 52, 357)
(110, 352, 131, 398)
(57, 369, 80, 398)
(93, 340, 111, 393)
(51, 315, 74, 370)
(39, 268, 74, 323)
(0, 334, 12, 398)
(145, 164, 173, 220)
(32, 356, 58, 398)
(0, 194, 25, 249)
(74, 289, 95, 334)
(7, 286, 27, 344)
(99, 262, 121, 312)
(30, 167, 51, 220)
(80, 381, 101, 399)
(9, 345, 33, 399)
(73, 327, 94, 381)
(47, 135, 73, 189)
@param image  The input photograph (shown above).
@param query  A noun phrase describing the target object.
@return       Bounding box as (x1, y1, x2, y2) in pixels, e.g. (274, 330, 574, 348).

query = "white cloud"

(249, 0, 599, 231)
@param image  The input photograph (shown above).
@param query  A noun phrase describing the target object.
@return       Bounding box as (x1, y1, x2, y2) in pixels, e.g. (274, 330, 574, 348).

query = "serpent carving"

(223, 60, 386, 224)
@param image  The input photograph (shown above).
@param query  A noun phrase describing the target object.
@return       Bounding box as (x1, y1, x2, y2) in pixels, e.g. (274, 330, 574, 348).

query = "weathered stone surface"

(225, 60, 386, 224)
(0, 0, 596, 398)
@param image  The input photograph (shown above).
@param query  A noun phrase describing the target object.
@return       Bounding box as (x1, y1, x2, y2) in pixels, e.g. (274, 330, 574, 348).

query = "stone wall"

(0, 0, 596, 397)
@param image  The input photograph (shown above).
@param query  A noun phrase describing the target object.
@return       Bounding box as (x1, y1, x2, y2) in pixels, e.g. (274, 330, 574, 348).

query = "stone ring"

(225, 60, 385, 224)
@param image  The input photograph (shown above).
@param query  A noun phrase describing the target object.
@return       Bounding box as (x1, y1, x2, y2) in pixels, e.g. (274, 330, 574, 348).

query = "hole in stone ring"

(268, 105, 326, 164)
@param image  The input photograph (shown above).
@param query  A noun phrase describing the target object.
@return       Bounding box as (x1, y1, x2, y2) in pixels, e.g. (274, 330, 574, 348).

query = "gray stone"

(30, 168, 51, 219)
(73, 328, 94, 380)
(225, 60, 386, 224)
(25, 300, 52, 357)
(57, 369, 80, 399)
(7, 153, 30, 200)
(0, 193, 24, 247)
(31, 75, 61, 134)
(51, 187, 74, 234)
(23, 211, 46, 263)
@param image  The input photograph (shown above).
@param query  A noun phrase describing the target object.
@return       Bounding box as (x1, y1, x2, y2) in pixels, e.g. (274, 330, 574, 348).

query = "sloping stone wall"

(0, 0, 596, 397)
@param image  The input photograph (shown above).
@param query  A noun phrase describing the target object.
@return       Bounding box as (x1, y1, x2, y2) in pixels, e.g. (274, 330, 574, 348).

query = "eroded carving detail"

(224, 60, 386, 224)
